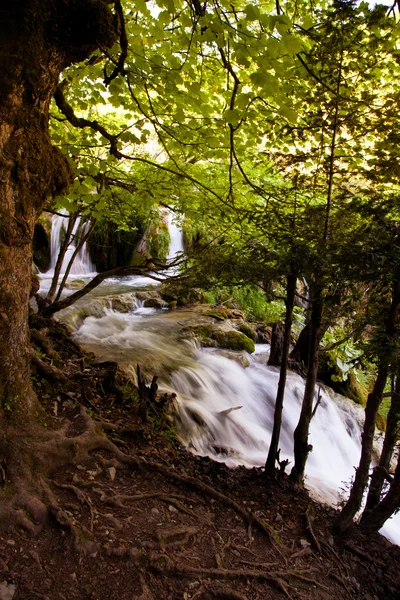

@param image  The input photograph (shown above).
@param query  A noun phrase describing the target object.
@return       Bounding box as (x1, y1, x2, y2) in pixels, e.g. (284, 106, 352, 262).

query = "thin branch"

(104, 0, 128, 85)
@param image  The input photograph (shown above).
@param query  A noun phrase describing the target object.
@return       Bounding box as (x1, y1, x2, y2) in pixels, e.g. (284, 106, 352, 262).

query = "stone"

(108, 467, 116, 481)
(0, 582, 16, 600)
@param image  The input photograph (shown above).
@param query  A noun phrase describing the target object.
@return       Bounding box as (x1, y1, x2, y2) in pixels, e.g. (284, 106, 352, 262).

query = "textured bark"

(335, 280, 400, 532)
(362, 379, 400, 519)
(268, 321, 285, 367)
(360, 450, 400, 533)
(265, 272, 296, 476)
(290, 288, 324, 484)
(0, 1, 117, 414)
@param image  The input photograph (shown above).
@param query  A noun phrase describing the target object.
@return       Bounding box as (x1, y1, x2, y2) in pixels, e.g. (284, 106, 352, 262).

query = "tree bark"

(0, 1, 117, 414)
(265, 272, 296, 476)
(335, 279, 400, 532)
(362, 380, 400, 519)
(290, 287, 324, 484)
(268, 321, 285, 367)
(360, 450, 400, 533)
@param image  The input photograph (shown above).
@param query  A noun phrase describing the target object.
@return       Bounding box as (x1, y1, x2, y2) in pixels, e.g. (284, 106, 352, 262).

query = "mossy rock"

(237, 322, 257, 342)
(135, 291, 168, 309)
(201, 306, 233, 320)
(160, 285, 207, 306)
(212, 330, 255, 353)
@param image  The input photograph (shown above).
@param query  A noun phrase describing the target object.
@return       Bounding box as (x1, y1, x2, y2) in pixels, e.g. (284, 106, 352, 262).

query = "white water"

(166, 211, 184, 261)
(47, 210, 96, 276)
(71, 305, 400, 546)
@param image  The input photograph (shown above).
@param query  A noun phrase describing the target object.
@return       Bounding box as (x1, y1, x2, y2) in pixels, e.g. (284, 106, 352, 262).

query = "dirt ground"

(1, 321, 399, 600)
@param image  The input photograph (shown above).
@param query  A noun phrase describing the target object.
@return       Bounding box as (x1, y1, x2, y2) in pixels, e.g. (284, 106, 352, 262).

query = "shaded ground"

(0, 321, 399, 600)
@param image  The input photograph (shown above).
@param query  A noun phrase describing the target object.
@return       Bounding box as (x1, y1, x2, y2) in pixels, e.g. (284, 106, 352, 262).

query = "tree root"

(202, 588, 250, 600)
(103, 441, 287, 553)
(303, 506, 322, 554)
(30, 329, 61, 364)
(142, 553, 303, 599)
(31, 354, 66, 381)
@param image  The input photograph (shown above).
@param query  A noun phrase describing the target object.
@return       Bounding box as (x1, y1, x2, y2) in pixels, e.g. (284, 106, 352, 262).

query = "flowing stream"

(40, 212, 400, 545)
(67, 300, 400, 546)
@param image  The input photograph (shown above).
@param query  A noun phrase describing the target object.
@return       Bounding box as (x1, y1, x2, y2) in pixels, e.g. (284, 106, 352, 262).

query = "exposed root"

(143, 553, 299, 599)
(31, 353, 66, 381)
(30, 329, 61, 364)
(202, 589, 250, 600)
(104, 441, 287, 553)
(303, 505, 322, 554)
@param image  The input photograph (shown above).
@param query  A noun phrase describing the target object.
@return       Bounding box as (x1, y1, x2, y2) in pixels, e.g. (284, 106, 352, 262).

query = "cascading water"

(166, 210, 184, 261)
(70, 304, 400, 546)
(47, 209, 96, 276)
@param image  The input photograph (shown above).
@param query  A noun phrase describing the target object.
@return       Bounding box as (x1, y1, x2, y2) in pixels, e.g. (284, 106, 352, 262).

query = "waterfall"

(47, 210, 96, 276)
(71, 306, 400, 545)
(166, 211, 184, 261)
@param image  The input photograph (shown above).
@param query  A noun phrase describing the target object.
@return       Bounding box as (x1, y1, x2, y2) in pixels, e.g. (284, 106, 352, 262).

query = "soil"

(1, 320, 399, 600)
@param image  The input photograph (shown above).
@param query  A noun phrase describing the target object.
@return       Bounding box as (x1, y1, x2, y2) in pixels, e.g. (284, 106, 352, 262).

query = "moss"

(212, 330, 255, 353)
(237, 322, 257, 342)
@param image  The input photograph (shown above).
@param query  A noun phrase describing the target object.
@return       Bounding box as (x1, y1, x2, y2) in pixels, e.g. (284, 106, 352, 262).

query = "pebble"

(0, 581, 16, 600)
(150, 508, 160, 516)
(108, 467, 116, 481)
(168, 505, 177, 513)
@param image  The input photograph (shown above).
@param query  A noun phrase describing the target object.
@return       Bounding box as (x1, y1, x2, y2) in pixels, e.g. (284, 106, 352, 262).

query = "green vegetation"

(205, 285, 284, 323)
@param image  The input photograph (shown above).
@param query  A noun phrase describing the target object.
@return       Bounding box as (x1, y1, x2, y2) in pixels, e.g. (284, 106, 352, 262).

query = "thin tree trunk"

(360, 450, 400, 533)
(268, 321, 285, 367)
(46, 213, 77, 303)
(265, 272, 297, 476)
(53, 219, 96, 303)
(335, 280, 400, 532)
(362, 377, 400, 519)
(290, 288, 324, 484)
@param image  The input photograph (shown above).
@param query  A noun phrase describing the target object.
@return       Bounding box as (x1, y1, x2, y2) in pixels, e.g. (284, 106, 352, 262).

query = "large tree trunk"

(0, 1, 117, 415)
(290, 287, 324, 484)
(335, 280, 400, 532)
(265, 271, 296, 476)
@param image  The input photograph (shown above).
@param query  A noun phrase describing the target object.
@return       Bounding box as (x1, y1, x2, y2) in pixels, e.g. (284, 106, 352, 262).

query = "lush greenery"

(34, 0, 400, 533)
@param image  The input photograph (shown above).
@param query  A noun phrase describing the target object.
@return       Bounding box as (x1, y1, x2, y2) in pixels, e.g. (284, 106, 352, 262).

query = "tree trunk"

(360, 450, 400, 533)
(290, 287, 324, 484)
(265, 272, 296, 476)
(0, 1, 117, 415)
(362, 377, 400, 519)
(335, 280, 400, 532)
(290, 321, 312, 367)
(268, 321, 285, 367)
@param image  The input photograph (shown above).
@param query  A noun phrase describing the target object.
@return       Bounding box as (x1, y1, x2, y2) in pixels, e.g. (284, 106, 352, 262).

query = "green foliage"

(148, 226, 171, 261)
(205, 285, 284, 323)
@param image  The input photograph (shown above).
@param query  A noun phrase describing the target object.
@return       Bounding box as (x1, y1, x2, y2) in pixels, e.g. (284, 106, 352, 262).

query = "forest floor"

(1, 319, 399, 600)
